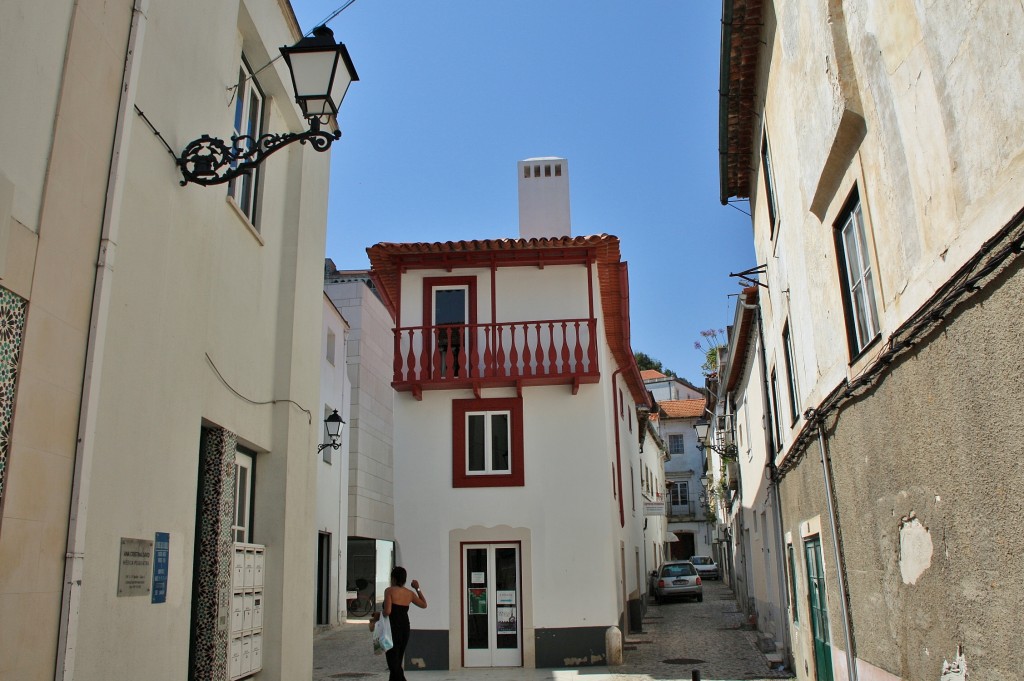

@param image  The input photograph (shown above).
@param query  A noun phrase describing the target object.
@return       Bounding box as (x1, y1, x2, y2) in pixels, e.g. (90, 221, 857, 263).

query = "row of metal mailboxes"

(228, 633, 262, 680)
(231, 592, 264, 634)
(232, 544, 266, 592)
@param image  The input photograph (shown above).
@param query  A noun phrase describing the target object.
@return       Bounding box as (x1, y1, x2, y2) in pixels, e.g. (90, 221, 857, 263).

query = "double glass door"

(463, 544, 521, 667)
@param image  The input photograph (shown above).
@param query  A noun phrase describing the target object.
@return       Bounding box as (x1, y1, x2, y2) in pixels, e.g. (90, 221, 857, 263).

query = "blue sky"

(291, 0, 755, 384)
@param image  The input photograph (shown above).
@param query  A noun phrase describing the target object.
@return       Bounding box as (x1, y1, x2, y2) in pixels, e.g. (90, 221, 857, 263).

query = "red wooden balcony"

(392, 318, 600, 397)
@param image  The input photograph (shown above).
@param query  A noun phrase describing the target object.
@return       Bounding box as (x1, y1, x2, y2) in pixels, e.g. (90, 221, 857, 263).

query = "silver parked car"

(652, 561, 703, 603)
(689, 555, 719, 580)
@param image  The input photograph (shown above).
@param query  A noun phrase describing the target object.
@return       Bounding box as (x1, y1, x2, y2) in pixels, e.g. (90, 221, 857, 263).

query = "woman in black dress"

(370, 567, 427, 681)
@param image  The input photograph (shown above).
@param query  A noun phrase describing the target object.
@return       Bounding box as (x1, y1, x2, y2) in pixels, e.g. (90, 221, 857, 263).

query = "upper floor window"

(668, 434, 685, 455)
(670, 481, 689, 507)
(233, 448, 255, 542)
(769, 367, 783, 452)
(834, 191, 880, 357)
(228, 57, 265, 226)
(782, 322, 800, 425)
(424, 277, 476, 378)
(761, 128, 779, 238)
(326, 329, 336, 366)
(452, 397, 523, 487)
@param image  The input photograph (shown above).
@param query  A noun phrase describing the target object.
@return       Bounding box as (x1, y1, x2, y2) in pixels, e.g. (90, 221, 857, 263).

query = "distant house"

(366, 159, 652, 669)
(656, 399, 713, 562)
(641, 370, 704, 402)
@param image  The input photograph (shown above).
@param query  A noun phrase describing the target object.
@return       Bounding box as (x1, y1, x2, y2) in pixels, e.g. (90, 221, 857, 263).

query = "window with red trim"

(452, 397, 524, 487)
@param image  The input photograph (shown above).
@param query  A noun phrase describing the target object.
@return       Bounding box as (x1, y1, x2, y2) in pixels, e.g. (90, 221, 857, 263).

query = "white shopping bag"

(372, 615, 393, 655)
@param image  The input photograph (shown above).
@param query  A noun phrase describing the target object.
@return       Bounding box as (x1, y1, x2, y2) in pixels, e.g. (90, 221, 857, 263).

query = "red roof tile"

(366, 234, 652, 407)
(659, 399, 706, 419)
(641, 370, 667, 380)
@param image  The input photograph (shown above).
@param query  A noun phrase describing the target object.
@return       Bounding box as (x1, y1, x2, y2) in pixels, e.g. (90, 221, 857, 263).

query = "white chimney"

(517, 157, 571, 239)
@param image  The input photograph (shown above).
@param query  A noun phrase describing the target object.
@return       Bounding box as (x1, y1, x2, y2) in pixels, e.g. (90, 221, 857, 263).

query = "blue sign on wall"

(152, 532, 169, 604)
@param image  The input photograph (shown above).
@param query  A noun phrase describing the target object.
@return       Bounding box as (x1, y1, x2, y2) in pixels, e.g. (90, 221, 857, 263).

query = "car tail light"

(657, 579, 665, 588)
(696, 577, 702, 585)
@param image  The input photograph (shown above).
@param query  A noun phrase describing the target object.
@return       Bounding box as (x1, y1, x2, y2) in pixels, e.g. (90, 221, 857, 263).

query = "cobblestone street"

(313, 581, 792, 681)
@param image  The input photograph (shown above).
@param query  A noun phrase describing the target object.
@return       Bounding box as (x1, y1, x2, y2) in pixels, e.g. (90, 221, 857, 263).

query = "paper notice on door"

(496, 606, 517, 632)
(471, 572, 485, 584)
(469, 588, 487, 614)
(495, 590, 516, 605)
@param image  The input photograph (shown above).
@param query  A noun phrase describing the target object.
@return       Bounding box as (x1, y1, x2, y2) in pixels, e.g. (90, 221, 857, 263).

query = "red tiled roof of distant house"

(366, 234, 651, 407)
(659, 399, 706, 419)
(641, 370, 667, 381)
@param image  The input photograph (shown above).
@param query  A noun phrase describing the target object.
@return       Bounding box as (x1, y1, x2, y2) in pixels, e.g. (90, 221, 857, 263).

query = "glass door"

(463, 544, 521, 667)
(804, 536, 834, 681)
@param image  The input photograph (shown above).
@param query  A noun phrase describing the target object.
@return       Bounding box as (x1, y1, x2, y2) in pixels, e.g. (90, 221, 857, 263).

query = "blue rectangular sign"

(151, 532, 169, 604)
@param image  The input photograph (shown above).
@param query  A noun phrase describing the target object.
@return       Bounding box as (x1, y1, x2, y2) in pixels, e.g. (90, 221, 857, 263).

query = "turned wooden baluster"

(458, 326, 469, 378)
(560, 321, 570, 374)
(409, 329, 420, 381)
(509, 323, 520, 376)
(586, 319, 598, 371)
(431, 327, 442, 379)
(573, 321, 584, 373)
(495, 324, 506, 378)
(444, 328, 456, 380)
(547, 323, 557, 375)
(394, 330, 403, 382)
(519, 323, 531, 377)
(534, 323, 544, 376)
(481, 324, 492, 378)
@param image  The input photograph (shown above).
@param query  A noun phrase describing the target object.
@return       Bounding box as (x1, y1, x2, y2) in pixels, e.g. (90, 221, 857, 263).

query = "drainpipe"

(741, 295, 792, 661)
(807, 409, 858, 681)
(56, 2, 148, 679)
(611, 368, 624, 528)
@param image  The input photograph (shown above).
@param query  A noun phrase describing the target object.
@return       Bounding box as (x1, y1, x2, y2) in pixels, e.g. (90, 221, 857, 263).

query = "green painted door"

(804, 536, 833, 681)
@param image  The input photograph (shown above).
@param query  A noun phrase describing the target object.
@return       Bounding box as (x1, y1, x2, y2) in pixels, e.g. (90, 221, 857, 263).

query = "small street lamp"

(178, 25, 358, 186)
(318, 409, 346, 453)
(693, 418, 738, 459)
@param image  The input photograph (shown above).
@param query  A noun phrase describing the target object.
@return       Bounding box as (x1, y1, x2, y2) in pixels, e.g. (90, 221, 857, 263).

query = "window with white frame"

(466, 410, 511, 475)
(835, 190, 880, 356)
(670, 481, 689, 508)
(453, 397, 523, 487)
(761, 128, 780, 237)
(227, 57, 265, 226)
(668, 434, 685, 455)
(782, 322, 800, 424)
(232, 448, 255, 543)
(326, 329, 336, 366)
(770, 367, 783, 452)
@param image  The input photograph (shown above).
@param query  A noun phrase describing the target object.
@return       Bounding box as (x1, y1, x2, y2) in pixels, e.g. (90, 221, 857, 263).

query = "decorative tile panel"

(191, 427, 238, 681)
(0, 286, 28, 513)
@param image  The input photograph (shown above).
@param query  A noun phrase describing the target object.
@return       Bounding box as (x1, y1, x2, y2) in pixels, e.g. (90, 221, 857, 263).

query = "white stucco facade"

(369, 234, 651, 670)
(0, 1, 335, 680)
(316, 296, 353, 629)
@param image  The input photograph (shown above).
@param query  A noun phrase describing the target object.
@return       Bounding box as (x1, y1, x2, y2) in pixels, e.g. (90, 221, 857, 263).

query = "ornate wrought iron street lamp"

(178, 25, 358, 186)
(318, 409, 346, 453)
(693, 418, 738, 459)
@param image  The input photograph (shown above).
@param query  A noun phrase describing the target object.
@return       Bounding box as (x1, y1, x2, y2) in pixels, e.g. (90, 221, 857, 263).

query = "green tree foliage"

(634, 351, 677, 378)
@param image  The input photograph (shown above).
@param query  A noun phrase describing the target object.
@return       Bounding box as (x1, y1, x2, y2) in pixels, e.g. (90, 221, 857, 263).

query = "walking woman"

(369, 567, 427, 681)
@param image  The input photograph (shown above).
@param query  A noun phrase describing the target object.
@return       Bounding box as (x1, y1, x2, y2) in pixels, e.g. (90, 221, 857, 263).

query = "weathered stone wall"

(782, 255, 1024, 681)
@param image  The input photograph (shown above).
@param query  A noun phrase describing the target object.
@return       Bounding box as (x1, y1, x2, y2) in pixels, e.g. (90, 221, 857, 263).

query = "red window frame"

(452, 397, 524, 488)
(423, 276, 477, 378)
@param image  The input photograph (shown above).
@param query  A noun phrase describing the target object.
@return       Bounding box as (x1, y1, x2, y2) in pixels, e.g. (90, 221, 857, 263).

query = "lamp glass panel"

(288, 49, 341, 112)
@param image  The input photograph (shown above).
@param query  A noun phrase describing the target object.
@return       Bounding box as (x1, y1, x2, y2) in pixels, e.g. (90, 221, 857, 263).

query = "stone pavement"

(313, 581, 792, 681)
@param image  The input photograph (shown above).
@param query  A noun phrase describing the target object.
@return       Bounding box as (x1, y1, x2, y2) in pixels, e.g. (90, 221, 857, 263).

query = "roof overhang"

(718, 0, 764, 204)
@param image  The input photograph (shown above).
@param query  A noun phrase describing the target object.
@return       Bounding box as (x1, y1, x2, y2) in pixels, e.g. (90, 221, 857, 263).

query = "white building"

(365, 159, 652, 669)
(0, 1, 341, 679)
(656, 399, 714, 562)
(718, 1, 1024, 679)
(324, 265, 397, 613)
(316, 296, 353, 629)
(640, 370, 704, 403)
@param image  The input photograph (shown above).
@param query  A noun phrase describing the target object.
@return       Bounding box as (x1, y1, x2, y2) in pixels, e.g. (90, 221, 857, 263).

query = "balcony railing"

(392, 318, 600, 395)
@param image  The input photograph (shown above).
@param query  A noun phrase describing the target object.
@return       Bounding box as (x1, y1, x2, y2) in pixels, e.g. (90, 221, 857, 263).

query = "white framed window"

(835, 192, 880, 356)
(326, 329, 336, 366)
(761, 128, 779, 237)
(670, 481, 689, 507)
(466, 410, 511, 475)
(668, 434, 685, 455)
(232, 448, 255, 543)
(227, 57, 265, 226)
(782, 322, 800, 424)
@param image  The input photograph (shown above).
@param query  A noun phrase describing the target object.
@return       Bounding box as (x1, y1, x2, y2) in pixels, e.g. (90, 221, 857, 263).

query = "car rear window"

(691, 557, 710, 565)
(661, 564, 696, 577)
